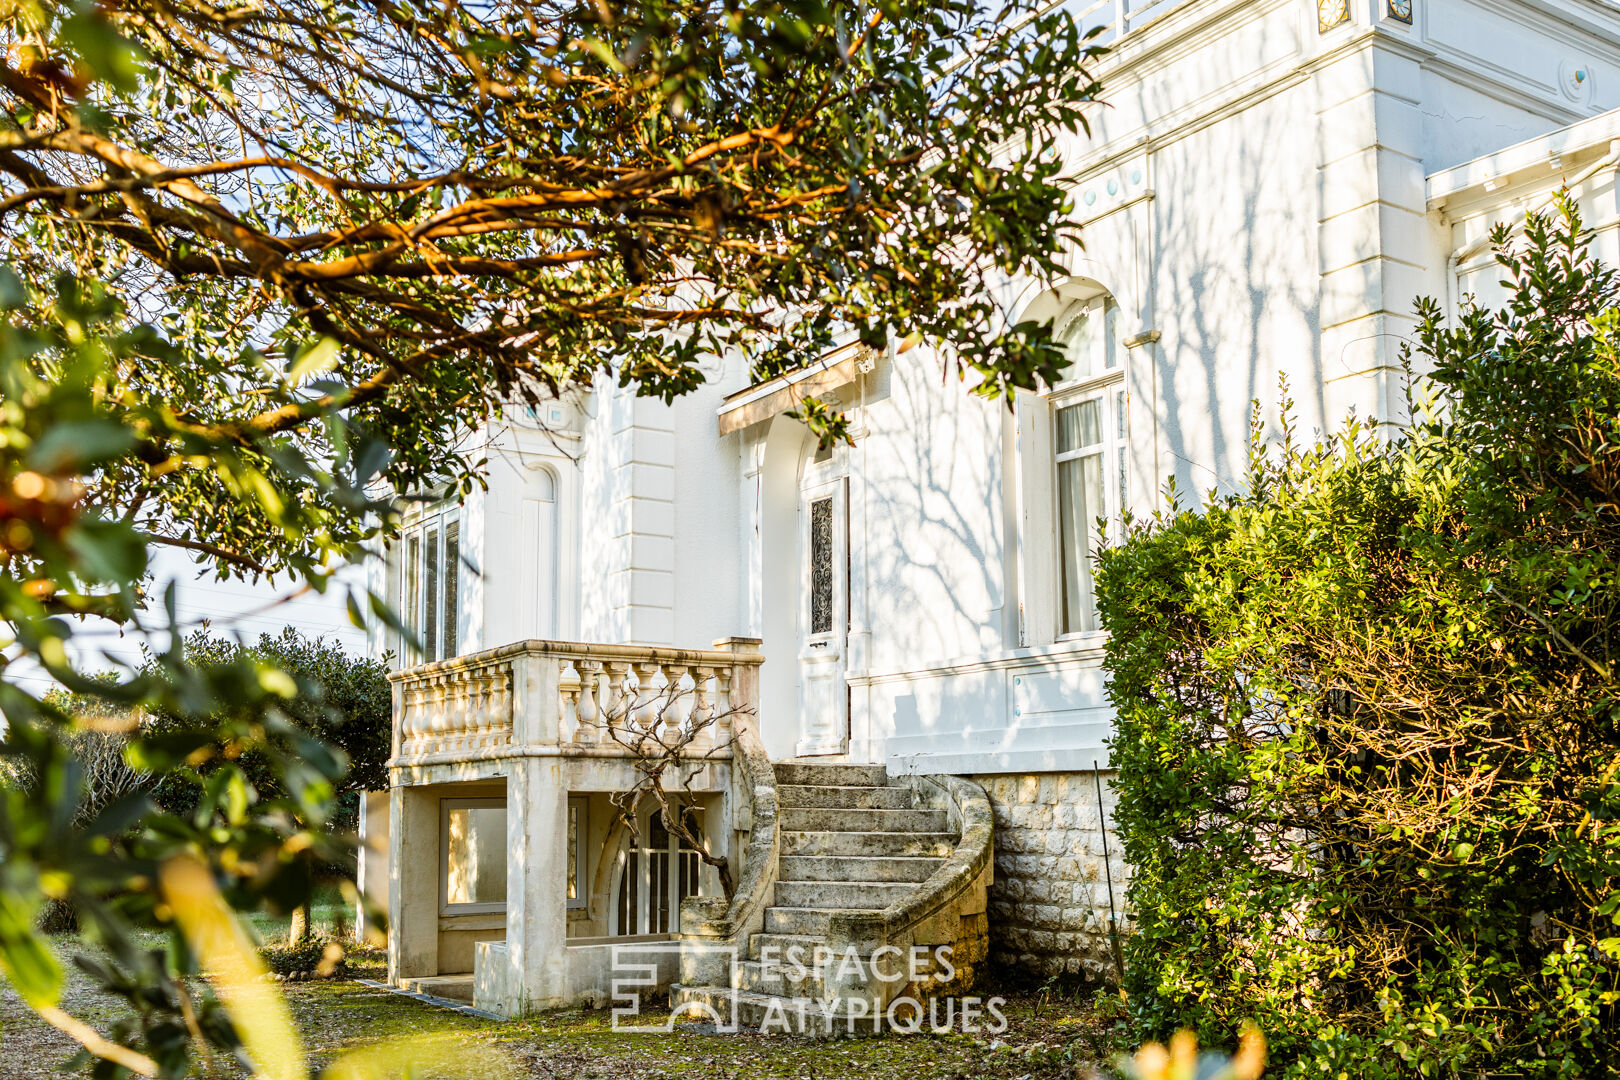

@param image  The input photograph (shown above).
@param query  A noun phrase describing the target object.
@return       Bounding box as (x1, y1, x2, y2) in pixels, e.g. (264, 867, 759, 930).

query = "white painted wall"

(719, 0, 1620, 774)
(377, 0, 1620, 777)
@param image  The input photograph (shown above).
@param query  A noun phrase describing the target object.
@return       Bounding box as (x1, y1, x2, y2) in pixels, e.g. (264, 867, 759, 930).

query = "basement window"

(614, 807, 704, 936)
(441, 798, 507, 914)
(567, 797, 587, 910)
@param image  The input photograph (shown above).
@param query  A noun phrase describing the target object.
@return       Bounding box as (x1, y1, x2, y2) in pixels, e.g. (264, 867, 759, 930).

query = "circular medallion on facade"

(1560, 59, 1595, 104)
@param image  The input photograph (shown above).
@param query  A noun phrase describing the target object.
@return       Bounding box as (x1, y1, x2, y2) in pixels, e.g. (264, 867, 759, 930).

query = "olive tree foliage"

(0, 2, 1104, 1075)
(0, 274, 374, 1079)
(139, 628, 393, 811)
(0, 0, 1103, 580)
(134, 628, 391, 949)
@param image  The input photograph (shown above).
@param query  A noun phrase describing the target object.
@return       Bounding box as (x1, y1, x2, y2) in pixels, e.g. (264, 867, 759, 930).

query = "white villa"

(364, 0, 1620, 1024)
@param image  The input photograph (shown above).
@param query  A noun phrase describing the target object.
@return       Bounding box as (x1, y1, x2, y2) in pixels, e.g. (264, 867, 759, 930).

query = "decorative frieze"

(1318, 0, 1349, 32)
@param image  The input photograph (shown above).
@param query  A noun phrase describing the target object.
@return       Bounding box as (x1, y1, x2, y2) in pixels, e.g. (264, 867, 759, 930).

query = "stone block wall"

(972, 771, 1128, 982)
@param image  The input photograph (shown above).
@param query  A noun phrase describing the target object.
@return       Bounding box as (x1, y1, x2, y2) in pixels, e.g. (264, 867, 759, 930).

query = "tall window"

(1051, 296, 1128, 635)
(401, 505, 459, 662)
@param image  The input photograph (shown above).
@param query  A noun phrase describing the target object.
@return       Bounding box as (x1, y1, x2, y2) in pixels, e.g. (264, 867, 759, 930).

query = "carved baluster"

(401, 681, 418, 750)
(398, 682, 412, 743)
(445, 672, 459, 741)
(449, 670, 464, 746)
(689, 664, 714, 745)
(494, 664, 512, 744)
(471, 667, 491, 747)
(603, 661, 631, 737)
(559, 659, 582, 744)
(414, 677, 430, 747)
(574, 659, 602, 745)
(430, 673, 447, 741)
(484, 666, 501, 745)
(633, 661, 661, 733)
(454, 670, 471, 747)
(658, 662, 689, 740)
(714, 665, 736, 746)
(422, 674, 435, 742)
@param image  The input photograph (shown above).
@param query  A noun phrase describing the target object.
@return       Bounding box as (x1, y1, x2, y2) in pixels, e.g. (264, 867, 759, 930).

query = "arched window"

(520, 465, 558, 638)
(613, 806, 704, 936)
(1048, 294, 1129, 636)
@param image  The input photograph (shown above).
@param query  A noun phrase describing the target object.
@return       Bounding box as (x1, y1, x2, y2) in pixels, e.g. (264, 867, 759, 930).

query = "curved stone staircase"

(673, 759, 992, 1035)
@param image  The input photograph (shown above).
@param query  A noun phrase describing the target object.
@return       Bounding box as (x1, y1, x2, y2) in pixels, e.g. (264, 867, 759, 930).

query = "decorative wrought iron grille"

(810, 496, 834, 635)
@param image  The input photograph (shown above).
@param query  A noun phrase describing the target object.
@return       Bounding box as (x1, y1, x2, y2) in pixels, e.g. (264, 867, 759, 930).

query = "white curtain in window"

(1056, 399, 1106, 634)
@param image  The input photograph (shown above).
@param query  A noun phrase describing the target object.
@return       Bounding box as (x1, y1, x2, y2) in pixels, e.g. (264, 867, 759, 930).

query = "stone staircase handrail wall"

(390, 637, 764, 764)
(822, 774, 995, 1005)
(677, 700, 779, 989)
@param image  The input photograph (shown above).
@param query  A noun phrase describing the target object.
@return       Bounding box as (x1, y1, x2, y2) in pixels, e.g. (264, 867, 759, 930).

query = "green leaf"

(345, 591, 367, 630)
(62, 12, 147, 94)
(26, 419, 137, 473)
(0, 892, 63, 1010)
(287, 337, 340, 385)
(0, 265, 27, 309)
(62, 518, 147, 586)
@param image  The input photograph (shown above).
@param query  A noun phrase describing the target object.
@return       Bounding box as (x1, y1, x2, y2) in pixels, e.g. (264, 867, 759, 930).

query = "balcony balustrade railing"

(389, 638, 763, 764)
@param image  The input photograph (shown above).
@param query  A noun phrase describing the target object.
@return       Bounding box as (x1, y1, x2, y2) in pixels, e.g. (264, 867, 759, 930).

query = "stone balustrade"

(390, 638, 763, 764)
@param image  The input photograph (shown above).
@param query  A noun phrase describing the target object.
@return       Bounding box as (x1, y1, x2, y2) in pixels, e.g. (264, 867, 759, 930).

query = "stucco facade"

(371, 0, 1620, 1010)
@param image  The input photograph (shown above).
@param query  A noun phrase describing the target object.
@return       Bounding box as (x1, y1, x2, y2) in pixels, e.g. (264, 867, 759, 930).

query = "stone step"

(778, 784, 913, 810)
(774, 880, 915, 909)
(671, 985, 881, 1036)
(781, 830, 957, 858)
(733, 958, 824, 1000)
(401, 975, 474, 1002)
(779, 806, 949, 833)
(764, 906, 838, 936)
(773, 762, 888, 787)
(780, 854, 945, 883)
(748, 932, 824, 959)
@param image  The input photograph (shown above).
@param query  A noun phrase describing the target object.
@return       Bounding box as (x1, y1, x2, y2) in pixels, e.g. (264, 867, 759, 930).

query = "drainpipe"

(1445, 140, 1620, 328)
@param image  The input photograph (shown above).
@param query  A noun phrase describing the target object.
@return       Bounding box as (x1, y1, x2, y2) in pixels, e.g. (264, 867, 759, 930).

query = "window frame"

(439, 797, 508, 916)
(398, 502, 461, 663)
(612, 805, 704, 937)
(566, 796, 588, 911)
(1046, 295, 1129, 641)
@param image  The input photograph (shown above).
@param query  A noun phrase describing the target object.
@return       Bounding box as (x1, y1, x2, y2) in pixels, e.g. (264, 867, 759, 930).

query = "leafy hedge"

(1096, 200, 1619, 1078)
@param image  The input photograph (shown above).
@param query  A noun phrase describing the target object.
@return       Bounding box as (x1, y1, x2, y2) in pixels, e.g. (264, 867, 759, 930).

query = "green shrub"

(138, 627, 392, 827)
(1097, 198, 1619, 1079)
(259, 933, 350, 980)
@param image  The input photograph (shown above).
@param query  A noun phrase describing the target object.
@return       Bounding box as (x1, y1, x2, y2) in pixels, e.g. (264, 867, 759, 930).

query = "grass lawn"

(241, 882, 354, 947)
(0, 930, 1119, 1079)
